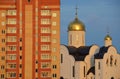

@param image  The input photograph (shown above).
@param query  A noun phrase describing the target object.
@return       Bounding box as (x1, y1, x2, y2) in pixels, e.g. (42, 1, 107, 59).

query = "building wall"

(0, 0, 60, 79)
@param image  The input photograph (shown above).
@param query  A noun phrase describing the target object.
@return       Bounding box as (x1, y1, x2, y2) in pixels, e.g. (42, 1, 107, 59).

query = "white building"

(60, 9, 120, 79)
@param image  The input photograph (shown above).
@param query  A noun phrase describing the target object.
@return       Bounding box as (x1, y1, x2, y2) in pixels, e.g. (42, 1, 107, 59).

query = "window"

(41, 62, 50, 68)
(41, 54, 50, 60)
(7, 54, 16, 60)
(7, 72, 16, 78)
(53, 65, 57, 69)
(41, 10, 50, 16)
(52, 13, 57, 17)
(28, 0, 30, 2)
(52, 47, 56, 52)
(1, 47, 5, 52)
(41, 45, 50, 51)
(7, 36, 16, 42)
(53, 74, 57, 78)
(7, 18, 16, 24)
(1, 65, 5, 69)
(52, 22, 57, 26)
(20, 47, 22, 50)
(61, 54, 63, 63)
(7, 63, 16, 69)
(7, 27, 16, 33)
(1, 30, 5, 34)
(7, 10, 16, 16)
(41, 27, 50, 33)
(1, 39, 5, 43)
(1, 74, 4, 78)
(84, 66, 85, 77)
(20, 38, 22, 42)
(98, 62, 100, 69)
(1, 22, 5, 26)
(20, 64, 22, 68)
(73, 66, 75, 77)
(41, 71, 50, 78)
(52, 39, 57, 43)
(110, 55, 113, 66)
(52, 30, 56, 34)
(41, 19, 50, 25)
(1, 56, 5, 60)
(7, 45, 16, 51)
(19, 74, 22, 77)
(52, 56, 57, 61)
(41, 36, 50, 42)
(115, 59, 117, 66)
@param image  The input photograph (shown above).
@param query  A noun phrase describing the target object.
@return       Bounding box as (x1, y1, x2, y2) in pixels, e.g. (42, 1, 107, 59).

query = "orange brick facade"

(0, 0, 60, 79)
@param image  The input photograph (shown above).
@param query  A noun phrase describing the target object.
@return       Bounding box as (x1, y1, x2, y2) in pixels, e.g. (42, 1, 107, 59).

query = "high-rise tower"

(0, 0, 60, 79)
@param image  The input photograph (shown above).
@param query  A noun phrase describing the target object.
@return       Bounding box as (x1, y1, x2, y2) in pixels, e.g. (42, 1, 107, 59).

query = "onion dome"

(68, 17, 85, 31)
(104, 34, 112, 40)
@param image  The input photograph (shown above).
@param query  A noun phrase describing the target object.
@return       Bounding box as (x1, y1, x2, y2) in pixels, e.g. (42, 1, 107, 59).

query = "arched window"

(60, 77, 64, 79)
(110, 55, 113, 66)
(106, 59, 108, 65)
(111, 77, 114, 79)
(114, 59, 117, 66)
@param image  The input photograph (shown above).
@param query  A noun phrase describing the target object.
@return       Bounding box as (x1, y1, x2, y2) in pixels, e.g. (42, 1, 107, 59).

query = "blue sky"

(60, 0, 120, 52)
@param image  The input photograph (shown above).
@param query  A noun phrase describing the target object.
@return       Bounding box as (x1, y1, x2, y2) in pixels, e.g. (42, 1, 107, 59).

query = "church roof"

(87, 66, 95, 75)
(65, 45, 92, 61)
(95, 46, 110, 59)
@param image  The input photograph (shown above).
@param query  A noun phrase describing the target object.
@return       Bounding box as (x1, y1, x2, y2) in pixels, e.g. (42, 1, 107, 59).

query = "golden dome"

(104, 34, 112, 40)
(68, 17, 85, 31)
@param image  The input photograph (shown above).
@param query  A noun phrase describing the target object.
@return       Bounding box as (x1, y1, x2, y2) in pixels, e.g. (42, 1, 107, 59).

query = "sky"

(60, 0, 120, 52)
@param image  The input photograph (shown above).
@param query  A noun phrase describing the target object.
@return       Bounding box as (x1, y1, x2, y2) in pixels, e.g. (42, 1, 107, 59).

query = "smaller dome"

(68, 17, 85, 31)
(104, 34, 112, 40)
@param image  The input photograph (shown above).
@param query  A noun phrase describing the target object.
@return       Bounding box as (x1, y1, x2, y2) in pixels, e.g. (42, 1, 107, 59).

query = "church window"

(84, 66, 85, 77)
(106, 59, 108, 65)
(61, 54, 63, 63)
(98, 62, 100, 69)
(73, 66, 75, 77)
(114, 59, 117, 66)
(110, 55, 113, 66)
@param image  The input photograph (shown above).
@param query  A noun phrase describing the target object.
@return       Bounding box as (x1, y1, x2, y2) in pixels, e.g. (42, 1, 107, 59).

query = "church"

(60, 8, 120, 79)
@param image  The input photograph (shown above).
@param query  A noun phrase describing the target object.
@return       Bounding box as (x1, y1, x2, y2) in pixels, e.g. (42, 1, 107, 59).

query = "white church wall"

(60, 45, 75, 79)
(75, 61, 86, 79)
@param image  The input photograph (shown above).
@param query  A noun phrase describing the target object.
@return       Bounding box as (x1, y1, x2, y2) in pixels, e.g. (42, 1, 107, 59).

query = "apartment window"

(20, 56, 22, 59)
(52, 38, 57, 43)
(41, 27, 50, 33)
(1, 39, 5, 43)
(41, 36, 50, 42)
(1, 13, 5, 17)
(41, 45, 50, 51)
(20, 38, 22, 42)
(7, 10, 16, 16)
(7, 36, 16, 42)
(52, 22, 57, 26)
(53, 74, 57, 78)
(20, 47, 22, 50)
(1, 65, 5, 69)
(7, 54, 16, 60)
(41, 19, 50, 25)
(52, 13, 57, 17)
(41, 54, 50, 60)
(7, 63, 16, 69)
(20, 64, 22, 68)
(2, 30, 5, 34)
(1, 74, 4, 78)
(41, 71, 50, 78)
(52, 30, 56, 34)
(41, 62, 50, 69)
(7, 27, 16, 33)
(52, 47, 56, 52)
(7, 45, 16, 51)
(36, 69, 38, 72)
(1, 22, 5, 26)
(1, 47, 5, 52)
(41, 10, 50, 16)
(52, 56, 57, 61)
(1, 56, 5, 60)
(7, 72, 16, 78)
(7, 18, 16, 24)
(53, 65, 57, 69)
(19, 74, 22, 77)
